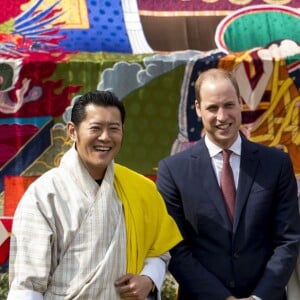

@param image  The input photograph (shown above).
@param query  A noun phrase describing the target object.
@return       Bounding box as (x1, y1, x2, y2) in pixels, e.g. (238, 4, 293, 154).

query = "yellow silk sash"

(114, 163, 182, 274)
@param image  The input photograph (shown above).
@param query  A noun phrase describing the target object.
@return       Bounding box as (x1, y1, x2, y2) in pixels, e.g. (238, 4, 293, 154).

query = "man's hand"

(115, 273, 154, 300)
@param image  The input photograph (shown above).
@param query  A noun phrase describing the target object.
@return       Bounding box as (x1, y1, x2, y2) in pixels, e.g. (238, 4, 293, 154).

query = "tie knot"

(222, 149, 232, 163)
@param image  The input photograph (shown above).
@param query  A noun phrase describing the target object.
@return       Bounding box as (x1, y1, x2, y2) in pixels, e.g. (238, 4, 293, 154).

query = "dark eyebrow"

(205, 103, 218, 109)
(89, 121, 121, 126)
(109, 121, 122, 126)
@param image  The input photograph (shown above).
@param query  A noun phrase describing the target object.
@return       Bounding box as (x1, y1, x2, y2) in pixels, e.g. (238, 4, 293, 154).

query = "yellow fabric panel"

(114, 163, 182, 274)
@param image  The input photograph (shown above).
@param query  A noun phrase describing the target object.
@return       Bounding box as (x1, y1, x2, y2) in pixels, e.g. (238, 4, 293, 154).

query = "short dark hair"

(71, 90, 125, 126)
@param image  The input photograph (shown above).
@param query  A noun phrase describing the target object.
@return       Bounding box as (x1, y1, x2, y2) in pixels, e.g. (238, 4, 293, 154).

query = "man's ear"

(195, 99, 201, 118)
(67, 122, 77, 141)
(239, 96, 244, 109)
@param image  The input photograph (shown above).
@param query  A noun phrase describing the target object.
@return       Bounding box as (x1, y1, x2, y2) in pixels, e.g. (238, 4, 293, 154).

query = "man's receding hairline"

(196, 69, 240, 102)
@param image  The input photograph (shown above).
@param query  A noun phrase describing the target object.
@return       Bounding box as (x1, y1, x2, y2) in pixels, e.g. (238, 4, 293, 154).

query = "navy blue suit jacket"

(157, 137, 300, 300)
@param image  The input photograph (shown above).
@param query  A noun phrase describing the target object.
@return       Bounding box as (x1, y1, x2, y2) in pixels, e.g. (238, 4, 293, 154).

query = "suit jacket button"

(233, 252, 239, 258)
(229, 281, 235, 288)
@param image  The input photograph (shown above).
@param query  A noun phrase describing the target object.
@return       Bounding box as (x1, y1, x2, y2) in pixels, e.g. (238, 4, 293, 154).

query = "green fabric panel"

(116, 65, 186, 175)
(224, 11, 300, 52)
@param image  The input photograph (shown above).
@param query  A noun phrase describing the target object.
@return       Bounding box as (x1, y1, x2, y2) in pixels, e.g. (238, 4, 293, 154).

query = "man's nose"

(98, 129, 109, 139)
(217, 108, 227, 121)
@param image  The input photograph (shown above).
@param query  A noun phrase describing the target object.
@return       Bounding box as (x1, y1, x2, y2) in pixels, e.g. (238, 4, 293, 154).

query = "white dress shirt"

(204, 134, 241, 189)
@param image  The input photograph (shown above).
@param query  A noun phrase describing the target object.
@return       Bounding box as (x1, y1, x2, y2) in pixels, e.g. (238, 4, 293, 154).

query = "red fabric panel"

(4, 176, 38, 216)
(0, 216, 13, 265)
(144, 174, 157, 182)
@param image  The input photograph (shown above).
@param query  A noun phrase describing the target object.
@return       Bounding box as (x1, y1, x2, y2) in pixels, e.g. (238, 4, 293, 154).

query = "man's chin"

(215, 136, 235, 148)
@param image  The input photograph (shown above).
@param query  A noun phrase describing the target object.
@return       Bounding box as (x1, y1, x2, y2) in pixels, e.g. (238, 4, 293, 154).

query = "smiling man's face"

(195, 76, 242, 149)
(68, 103, 123, 180)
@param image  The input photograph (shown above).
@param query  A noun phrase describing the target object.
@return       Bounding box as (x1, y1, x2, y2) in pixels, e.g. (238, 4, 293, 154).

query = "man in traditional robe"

(8, 90, 182, 299)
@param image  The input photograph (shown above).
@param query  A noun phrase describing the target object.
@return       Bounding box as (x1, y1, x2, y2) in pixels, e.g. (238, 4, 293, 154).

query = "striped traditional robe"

(8, 146, 182, 299)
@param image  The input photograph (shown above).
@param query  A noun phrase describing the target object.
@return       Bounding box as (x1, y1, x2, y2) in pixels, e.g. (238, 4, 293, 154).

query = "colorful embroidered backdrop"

(0, 0, 299, 203)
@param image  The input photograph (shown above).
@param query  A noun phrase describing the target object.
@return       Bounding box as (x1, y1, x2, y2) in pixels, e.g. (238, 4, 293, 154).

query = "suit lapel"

(192, 140, 232, 229)
(233, 139, 259, 233)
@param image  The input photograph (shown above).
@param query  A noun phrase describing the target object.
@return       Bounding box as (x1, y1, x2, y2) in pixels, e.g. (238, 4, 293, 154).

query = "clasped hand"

(115, 273, 154, 300)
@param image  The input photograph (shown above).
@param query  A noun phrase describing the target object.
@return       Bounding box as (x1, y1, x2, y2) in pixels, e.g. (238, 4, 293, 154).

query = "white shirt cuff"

(140, 256, 168, 292)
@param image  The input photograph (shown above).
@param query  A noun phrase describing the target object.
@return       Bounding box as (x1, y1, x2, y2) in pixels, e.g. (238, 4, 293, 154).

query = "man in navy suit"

(157, 68, 300, 300)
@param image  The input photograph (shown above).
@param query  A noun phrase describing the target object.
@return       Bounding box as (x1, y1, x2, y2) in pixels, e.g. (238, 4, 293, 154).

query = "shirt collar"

(204, 134, 242, 158)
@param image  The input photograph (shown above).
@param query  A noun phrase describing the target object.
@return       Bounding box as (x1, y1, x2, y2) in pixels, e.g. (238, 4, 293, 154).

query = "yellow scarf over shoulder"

(114, 163, 182, 274)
